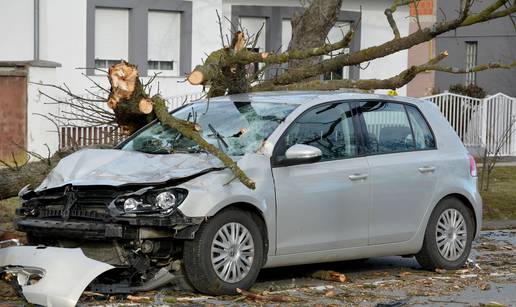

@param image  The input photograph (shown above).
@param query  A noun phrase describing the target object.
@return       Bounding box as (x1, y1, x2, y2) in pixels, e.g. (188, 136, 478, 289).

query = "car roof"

(197, 91, 426, 106)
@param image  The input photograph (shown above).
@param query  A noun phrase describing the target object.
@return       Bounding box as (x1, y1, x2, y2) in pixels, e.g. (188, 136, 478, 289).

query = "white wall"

(27, 67, 60, 155)
(0, 0, 34, 60)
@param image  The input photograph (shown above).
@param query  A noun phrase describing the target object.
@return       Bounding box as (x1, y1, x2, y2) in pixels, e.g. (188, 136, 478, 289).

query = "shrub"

(448, 84, 487, 99)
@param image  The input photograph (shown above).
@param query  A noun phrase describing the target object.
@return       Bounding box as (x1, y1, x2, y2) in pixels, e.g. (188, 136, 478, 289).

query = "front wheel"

(416, 197, 475, 270)
(183, 208, 264, 295)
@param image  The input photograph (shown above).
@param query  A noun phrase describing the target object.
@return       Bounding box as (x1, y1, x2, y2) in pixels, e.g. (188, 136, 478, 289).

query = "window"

(94, 8, 129, 69)
(323, 22, 350, 80)
(277, 102, 357, 161)
(406, 106, 436, 149)
(359, 102, 415, 154)
(465, 41, 478, 85)
(148, 11, 181, 76)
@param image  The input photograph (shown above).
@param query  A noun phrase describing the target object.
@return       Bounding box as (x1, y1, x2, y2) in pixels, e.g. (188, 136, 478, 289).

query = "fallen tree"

(1, 0, 515, 199)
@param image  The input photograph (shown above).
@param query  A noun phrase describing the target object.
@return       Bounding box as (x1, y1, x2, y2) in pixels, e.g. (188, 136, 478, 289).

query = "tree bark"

(0, 150, 72, 200)
(287, 0, 343, 71)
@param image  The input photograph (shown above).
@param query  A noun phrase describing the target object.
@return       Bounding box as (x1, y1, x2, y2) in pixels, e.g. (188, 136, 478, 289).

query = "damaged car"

(5, 91, 482, 305)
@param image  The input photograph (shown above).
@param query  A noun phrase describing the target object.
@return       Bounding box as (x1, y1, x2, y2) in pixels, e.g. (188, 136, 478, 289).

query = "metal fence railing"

(423, 92, 516, 156)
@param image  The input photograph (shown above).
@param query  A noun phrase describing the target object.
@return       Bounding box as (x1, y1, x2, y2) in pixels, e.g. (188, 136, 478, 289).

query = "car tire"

(416, 197, 475, 270)
(183, 208, 264, 295)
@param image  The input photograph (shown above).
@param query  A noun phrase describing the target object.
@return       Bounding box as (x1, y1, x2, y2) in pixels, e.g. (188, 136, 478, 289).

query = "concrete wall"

(27, 66, 61, 155)
(435, 0, 516, 96)
(406, 0, 436, 98)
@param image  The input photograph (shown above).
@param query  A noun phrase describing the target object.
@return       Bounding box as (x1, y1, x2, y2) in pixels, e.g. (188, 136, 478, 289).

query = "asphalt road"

(1, 230, 515, 306)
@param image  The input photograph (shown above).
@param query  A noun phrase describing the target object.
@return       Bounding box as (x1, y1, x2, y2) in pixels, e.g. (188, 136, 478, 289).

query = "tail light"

(468, 154, 477, 177)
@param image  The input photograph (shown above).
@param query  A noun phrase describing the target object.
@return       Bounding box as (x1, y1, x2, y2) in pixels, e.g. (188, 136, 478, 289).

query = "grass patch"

(479, 166, 516, 220)
(0, 197, 18, 231)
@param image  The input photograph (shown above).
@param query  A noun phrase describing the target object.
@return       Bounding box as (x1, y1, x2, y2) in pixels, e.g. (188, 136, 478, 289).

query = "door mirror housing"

(283, 144, 322, 165)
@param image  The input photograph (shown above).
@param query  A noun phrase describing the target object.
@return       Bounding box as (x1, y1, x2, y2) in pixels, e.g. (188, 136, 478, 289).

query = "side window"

(277, 102, 357, 161)
(406, 106, 436, 149)
(359, 102, 415, 154)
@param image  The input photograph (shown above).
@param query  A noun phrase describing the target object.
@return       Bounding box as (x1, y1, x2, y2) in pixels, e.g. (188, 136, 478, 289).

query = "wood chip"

(126, 295, 151, 302)
(236, 288, 301, 303)
(311, 270, 347, 282)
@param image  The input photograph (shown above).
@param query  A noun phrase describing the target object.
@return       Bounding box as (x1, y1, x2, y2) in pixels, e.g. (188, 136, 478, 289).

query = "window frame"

(465, 41, 478, 86)
(271, 100, 366, 167)
(355, 100, 438, 157)
(86, 0, 192, 77)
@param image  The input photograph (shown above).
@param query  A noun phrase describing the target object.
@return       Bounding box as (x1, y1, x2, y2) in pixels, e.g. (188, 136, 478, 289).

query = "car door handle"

(348, 173, 368, 181)
(418, 166, 436, 173)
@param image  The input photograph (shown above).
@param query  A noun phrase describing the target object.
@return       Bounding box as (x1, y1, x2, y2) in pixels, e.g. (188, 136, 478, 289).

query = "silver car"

(10, 91, 481, 302)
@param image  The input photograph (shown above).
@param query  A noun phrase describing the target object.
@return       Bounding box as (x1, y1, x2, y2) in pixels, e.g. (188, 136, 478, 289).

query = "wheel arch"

(437, 193, 478, 236)
(215, 202, 269, 265)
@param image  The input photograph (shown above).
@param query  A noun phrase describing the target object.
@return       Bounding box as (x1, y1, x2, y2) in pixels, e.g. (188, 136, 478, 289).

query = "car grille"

(35, 188, 118, 220)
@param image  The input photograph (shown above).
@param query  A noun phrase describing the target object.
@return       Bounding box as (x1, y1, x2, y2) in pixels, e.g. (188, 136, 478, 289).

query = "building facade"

(0, 0, 413, 158)
(406, 0, 516, 97)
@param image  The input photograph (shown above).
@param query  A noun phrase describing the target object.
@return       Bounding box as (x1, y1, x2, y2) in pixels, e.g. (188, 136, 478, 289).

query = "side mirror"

(284, 144, 322, 165)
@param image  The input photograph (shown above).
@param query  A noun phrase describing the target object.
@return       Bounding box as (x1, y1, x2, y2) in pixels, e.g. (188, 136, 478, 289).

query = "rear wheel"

(183, 208, 264, 295)
(416, 197, 474, 270)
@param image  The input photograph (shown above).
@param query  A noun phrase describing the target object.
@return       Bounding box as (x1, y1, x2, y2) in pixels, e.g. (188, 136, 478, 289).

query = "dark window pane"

(160, 61, 174, 70)
(94, 59, 105, 68)
(406, 105, 436, 149)
(148, 60, 159, 70)
(359, 102, 415, 154)
(279, 102, 357, 161)
(107, 60, 120, 67)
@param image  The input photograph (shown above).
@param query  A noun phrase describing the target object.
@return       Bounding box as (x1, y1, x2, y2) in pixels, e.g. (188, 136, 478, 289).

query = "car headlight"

(155, 191, 177, 210)
(114, 188, 187, 215)
(123, 198, 142, 212)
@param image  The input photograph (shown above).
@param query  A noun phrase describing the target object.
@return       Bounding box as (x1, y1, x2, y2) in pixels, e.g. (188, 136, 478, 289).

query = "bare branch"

(254, 52, 516, 91)
(267, 0, 511, 86)
(385, 0, 411, 38)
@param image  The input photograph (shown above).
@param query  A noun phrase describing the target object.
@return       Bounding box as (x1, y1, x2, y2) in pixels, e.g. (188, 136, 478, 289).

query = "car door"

(272, 101, 370, 255)
(357, 101, 439, 245)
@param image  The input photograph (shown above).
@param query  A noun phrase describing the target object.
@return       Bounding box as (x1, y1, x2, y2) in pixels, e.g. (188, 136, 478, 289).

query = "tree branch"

(254, 52, 516, 91)
(385, 0, 411, 39)
(152, 96, 256, 189)
(266, 0, 509, 86)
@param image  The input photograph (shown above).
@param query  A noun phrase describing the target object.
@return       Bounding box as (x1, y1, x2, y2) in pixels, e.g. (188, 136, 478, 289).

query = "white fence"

(423, 92, 516, 156)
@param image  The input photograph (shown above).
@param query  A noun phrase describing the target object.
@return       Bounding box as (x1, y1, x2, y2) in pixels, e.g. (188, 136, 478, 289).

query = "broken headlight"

(114, 188, 187, 215)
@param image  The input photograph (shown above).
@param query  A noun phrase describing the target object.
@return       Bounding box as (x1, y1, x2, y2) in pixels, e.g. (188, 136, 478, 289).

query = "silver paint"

(0, 246, 114, 307)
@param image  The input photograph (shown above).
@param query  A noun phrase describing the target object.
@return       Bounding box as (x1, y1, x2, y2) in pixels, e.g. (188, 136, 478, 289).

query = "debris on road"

(236, 287, 302, 303)
(311, 270, 348, 282)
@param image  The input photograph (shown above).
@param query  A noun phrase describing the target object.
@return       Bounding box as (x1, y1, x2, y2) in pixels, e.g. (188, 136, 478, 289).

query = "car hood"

(36, 148, 225, 191)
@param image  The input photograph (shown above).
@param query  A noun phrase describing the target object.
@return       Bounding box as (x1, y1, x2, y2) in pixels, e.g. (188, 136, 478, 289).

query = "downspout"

(34, 0, 40, 60)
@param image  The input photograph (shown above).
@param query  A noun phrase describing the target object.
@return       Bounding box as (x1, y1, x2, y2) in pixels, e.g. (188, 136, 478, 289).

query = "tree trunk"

(0, 150, 72, 199)
(287, 0, 343, 71)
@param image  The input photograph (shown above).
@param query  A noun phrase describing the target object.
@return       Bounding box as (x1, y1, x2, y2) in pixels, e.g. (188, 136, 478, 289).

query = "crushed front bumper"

(0, 246, 114, 307)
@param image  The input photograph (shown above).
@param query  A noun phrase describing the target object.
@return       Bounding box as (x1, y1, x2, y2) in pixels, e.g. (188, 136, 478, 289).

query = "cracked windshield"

(121, 101, 298, 155)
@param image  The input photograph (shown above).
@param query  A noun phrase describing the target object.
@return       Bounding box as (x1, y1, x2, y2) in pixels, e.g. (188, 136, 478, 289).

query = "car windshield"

(121, 100, 298, 156)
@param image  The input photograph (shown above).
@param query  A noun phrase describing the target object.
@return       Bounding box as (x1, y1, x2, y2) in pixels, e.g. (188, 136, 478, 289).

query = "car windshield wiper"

(208, 123, 229, 150)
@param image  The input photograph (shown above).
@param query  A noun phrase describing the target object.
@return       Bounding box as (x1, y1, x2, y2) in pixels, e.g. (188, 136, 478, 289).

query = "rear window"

(358, 101, 436, 155)
(406, 105, 436, 150)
